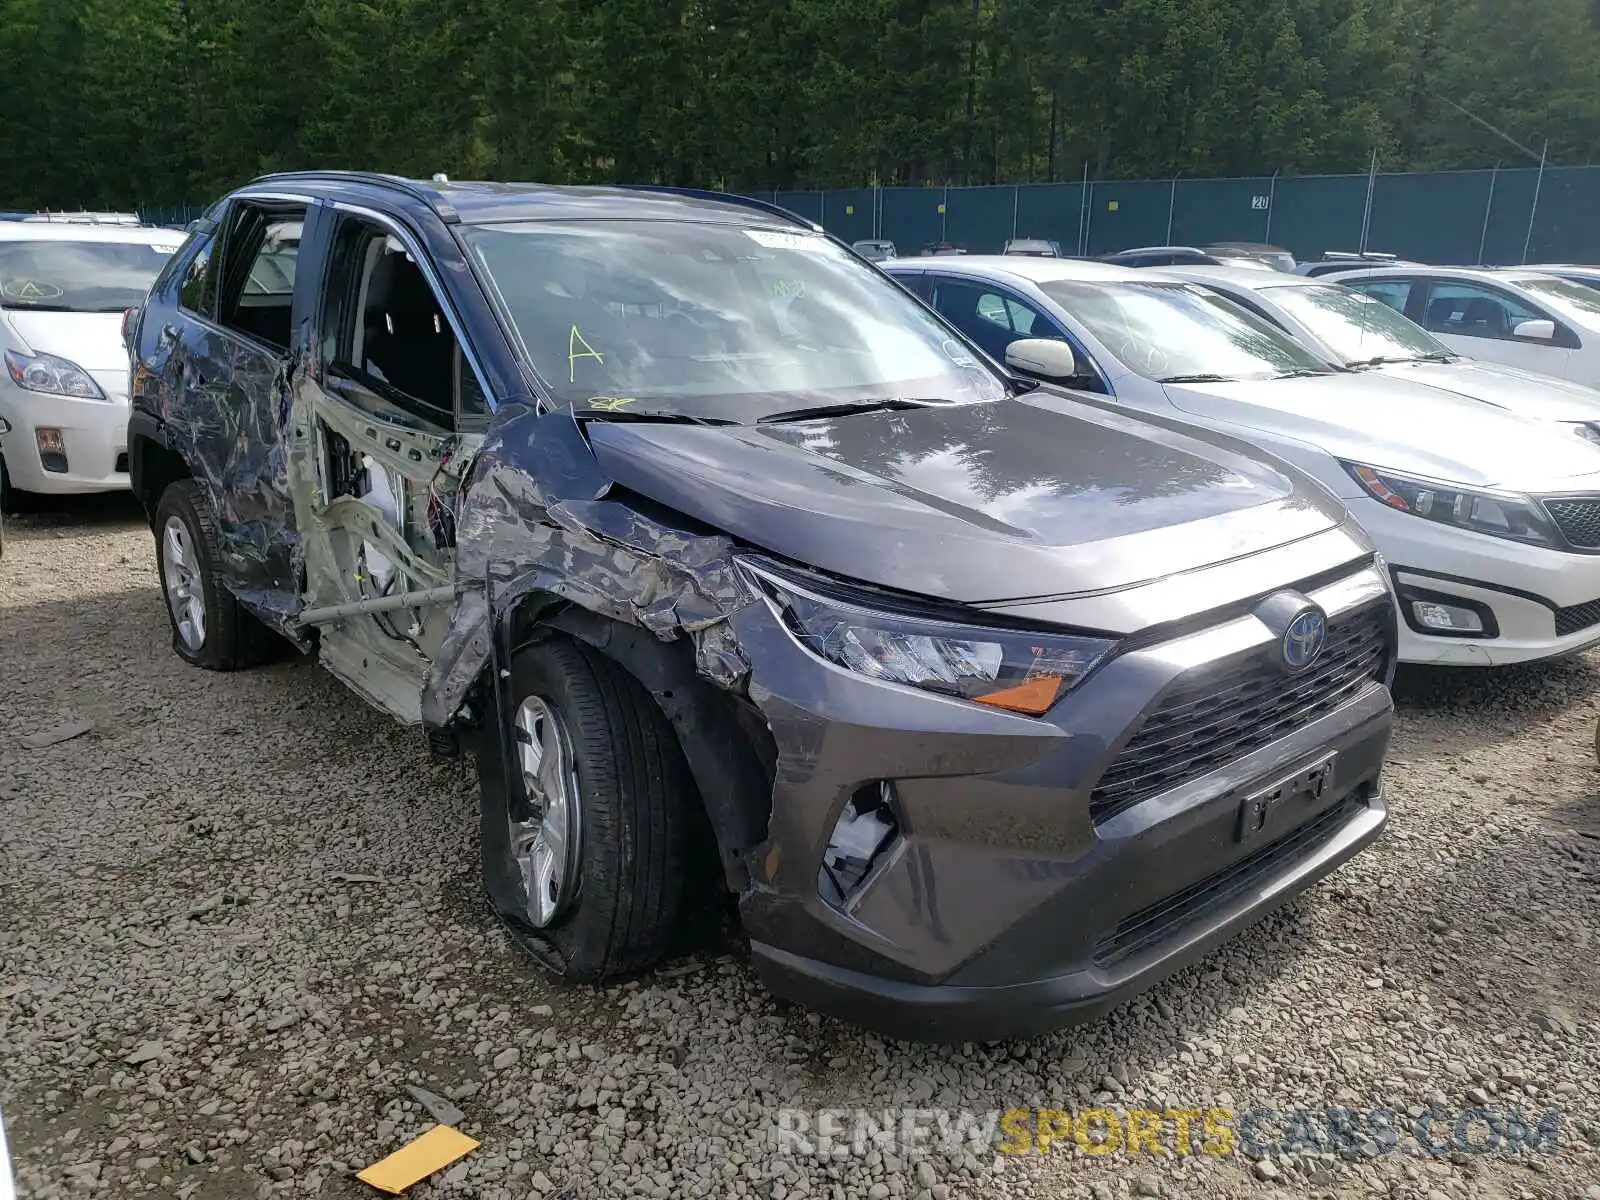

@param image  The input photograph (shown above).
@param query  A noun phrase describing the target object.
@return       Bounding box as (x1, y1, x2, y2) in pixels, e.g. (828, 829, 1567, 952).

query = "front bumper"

(734, 557, 1394, 1043)
(755, 781, 1386, 1043)
(1356, 498, 1600, 665)
(0, 373, 130, 495)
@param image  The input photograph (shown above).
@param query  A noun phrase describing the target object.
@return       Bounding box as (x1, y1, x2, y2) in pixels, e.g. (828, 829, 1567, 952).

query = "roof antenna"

(431, 173, 449, 183)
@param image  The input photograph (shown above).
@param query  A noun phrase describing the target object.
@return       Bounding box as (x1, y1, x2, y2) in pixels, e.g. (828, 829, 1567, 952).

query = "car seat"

(361, 250, 454, 408)
(1460, 297, 1510, 337)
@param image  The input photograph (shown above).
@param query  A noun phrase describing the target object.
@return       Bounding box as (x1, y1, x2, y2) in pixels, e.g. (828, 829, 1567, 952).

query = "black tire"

(479, 634, 690, 982)
(153, 480, 276, 670)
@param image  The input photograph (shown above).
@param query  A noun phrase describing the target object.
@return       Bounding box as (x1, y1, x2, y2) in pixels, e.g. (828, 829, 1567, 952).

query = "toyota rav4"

(125, 172, 1394, 1041)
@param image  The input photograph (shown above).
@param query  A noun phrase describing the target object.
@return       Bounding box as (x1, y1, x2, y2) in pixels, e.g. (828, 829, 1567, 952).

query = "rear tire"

(153, 480, 275, 670)
(479, 634, 690, 982)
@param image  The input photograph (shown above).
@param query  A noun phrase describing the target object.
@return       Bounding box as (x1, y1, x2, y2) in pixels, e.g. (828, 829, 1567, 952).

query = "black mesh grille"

(1093, 794, 1364, 967)
(114, 452, 129, 474)
(1555, 598, 1600, 637)
(1089, 605, 1390, 824)
(1545, 498, 1600, 549)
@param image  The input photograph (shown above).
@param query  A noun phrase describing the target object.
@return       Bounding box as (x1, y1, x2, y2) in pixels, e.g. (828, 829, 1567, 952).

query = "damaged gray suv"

(126, 173, 1394, 1041)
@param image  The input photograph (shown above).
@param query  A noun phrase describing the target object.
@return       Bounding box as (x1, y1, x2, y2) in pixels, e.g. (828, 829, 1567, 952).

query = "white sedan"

(885, 255, 1600, 667)
(0, 221, 183, 501)
(1155, 264, 1600, 439)
(1326, 263, 1600, 389)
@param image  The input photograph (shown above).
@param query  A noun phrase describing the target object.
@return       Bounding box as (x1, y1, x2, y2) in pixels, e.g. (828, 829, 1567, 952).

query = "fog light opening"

(1412, 599, 1483, 633)
(818, 781, 901, 910)
(35, 428, 68, 474)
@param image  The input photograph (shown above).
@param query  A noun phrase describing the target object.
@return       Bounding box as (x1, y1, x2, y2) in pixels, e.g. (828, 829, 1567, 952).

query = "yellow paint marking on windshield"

(2, 279, 65, 300)
(587, 396, 637, 411)
(568, 325, 604, 382)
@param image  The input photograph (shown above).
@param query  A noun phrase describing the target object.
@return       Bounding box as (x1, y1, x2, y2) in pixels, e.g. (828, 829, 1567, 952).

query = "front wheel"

(479, 634, 691, 982)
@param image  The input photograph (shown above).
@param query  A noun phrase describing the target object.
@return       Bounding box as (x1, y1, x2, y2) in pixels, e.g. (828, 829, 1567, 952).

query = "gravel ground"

(2, 498, 1599, 1200)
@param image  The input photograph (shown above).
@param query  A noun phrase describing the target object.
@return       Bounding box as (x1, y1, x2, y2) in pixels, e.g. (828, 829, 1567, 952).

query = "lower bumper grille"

(1093, 794, 1364, 967)
(1554, 597, 1600, 637)
(114, 452, 130, 474)
(1089, 603, 1389, 824)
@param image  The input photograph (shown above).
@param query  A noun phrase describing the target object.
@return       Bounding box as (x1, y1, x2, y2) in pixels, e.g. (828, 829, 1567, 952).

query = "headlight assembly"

(1341, 461, 1560, 548)
(3, 350, 107, 401)
(740, 558, 1114, 715)
(1568, 421, 1600, 445)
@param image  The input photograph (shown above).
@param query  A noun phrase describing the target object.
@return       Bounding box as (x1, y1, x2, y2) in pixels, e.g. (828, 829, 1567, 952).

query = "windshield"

(0, 239, 178, 311)
(461, 221, 1003, 419)
(1037, 280, 1332, 381)
(1511, 276, 1600, 324)
(1266, 282, 1447, 363)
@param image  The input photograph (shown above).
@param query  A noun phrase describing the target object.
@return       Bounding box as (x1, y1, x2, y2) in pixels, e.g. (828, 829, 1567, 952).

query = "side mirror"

(1513, 318, 1557, 341)
(1005, 337, 1078, 381)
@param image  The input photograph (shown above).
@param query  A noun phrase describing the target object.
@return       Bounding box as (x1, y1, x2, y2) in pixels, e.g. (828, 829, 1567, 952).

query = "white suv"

(0, 222, 182, 501)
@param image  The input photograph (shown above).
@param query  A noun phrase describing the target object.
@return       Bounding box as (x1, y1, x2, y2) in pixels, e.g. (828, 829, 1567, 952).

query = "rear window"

(0, 239, 181, 312)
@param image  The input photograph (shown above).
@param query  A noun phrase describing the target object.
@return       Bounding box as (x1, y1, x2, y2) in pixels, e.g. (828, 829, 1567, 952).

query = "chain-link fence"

(113, 163, 1600, 263)
(763, 164, 1600, 264)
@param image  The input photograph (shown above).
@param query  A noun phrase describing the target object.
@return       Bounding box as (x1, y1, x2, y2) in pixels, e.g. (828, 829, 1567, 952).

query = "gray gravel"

(3, 499, 1599, 1200)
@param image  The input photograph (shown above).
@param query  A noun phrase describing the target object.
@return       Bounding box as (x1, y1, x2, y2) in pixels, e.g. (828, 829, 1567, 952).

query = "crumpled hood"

(1165, 372, 1600, 492)
(1371, 358, 1600, 422)
(584, 395, 1343, 604)
(4, 310, 127, 372)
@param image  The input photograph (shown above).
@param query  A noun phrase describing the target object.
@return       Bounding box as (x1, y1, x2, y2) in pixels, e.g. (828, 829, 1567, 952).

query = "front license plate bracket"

(1237, 751, 1337, 843)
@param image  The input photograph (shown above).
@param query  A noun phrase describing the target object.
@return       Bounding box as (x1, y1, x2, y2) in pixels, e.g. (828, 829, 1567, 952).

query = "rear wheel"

(153, 480, 275, 670)
(479, 634, 690, 982)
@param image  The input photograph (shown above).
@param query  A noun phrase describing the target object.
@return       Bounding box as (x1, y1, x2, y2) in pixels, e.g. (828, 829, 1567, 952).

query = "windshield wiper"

(1345, 354, 1417, 368)
(1273, 368, 1330, 379)
(1156, 373, 1235, 384)
(757, 397, 953, 424)
(1414, 351, 1459, 363)
(569, 407, 735, 427)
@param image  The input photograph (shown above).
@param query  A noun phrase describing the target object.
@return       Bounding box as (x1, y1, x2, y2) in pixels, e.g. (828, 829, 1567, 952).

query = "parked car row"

(7, 174, 1600, 1042)
(882, 251, 1600, 668)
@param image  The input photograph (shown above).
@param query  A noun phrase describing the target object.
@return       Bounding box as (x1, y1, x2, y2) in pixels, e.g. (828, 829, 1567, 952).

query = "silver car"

(1156, 264, 1600, 441)
(887, 255, 1600, 668)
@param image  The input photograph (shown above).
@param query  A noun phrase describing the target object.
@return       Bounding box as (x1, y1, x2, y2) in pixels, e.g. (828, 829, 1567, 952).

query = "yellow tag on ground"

(356, 1125, 479, 1194)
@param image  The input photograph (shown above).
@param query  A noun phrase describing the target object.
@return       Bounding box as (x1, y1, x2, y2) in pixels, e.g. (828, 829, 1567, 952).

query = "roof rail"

(245, 170, 460, 222)
(620, 186, 819, 231)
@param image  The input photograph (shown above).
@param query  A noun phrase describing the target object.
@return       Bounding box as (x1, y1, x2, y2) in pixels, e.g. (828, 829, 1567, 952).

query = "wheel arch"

(493, 592, 776, 897)
(128, 413, 193, 530)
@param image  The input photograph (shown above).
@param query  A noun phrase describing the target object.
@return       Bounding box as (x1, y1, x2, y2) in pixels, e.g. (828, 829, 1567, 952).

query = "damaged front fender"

(421, 404, 774, 891)
(421, 405, 759, 729)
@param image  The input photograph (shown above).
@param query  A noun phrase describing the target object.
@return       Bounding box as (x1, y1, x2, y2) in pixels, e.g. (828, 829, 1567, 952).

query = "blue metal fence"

(756, 165, 1600, 264)
(122, 164, 1600, 263)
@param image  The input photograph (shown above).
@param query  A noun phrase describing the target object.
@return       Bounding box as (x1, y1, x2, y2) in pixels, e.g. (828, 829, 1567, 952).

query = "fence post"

(1358, 148, 1378, 253)
(1165, 177, 1177, 243)
(1264, 171, 1277, 242)
(941, 184, 949, 241)
(1011, 185, 1020, 241)
(1078, 161, 1091, 256)
(1521, 140, 1548, 264)
(1477, 165, 1498, 265)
